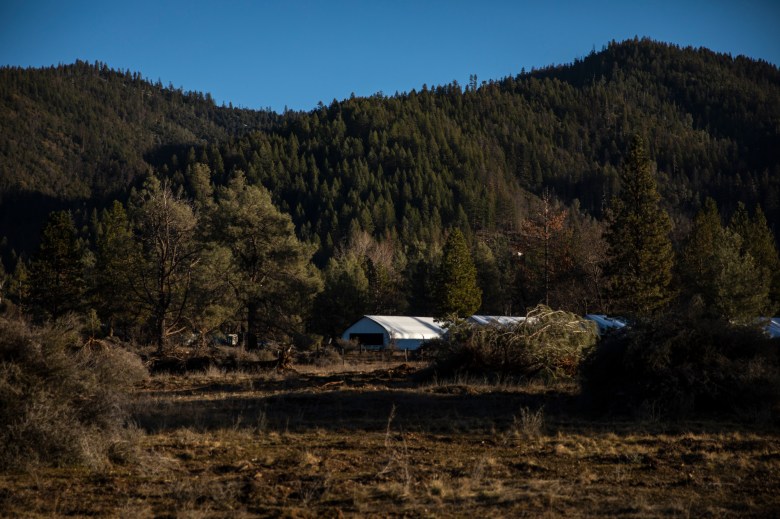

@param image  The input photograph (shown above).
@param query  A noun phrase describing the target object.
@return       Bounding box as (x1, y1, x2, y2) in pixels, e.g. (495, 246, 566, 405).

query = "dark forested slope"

(524, 39, 780, 217)
(0, 60, 277, 198)
(168, 38, 779, 261)
(0, 60, 276, 254)
(1, 39, 779, 263)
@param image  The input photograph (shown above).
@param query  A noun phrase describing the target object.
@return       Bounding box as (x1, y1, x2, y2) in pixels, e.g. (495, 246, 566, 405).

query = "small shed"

(341, 315, 446, 350)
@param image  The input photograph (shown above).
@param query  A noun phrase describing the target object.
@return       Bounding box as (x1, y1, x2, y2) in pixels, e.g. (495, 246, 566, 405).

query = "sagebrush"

(0, 315, 148, 469)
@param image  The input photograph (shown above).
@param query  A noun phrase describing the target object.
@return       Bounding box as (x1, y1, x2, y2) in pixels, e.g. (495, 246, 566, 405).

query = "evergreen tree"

(707, 229, 770, 323)
(729, 203, 780, 306)
(129, 178, 201, 352)
(680, 198, 722, 295)
(92, 201, 138, 337)
(435, 229, 482, 318)
(473, 241, 504, 314)
(28, 211, 86, 321)
(311, 255, 370, 339)
(366, 258, 405, 315)
(405, 254, 440, 316)
(681, 199, 771, 323)
(185, 162, 214, 209)
(604, 135, 674, 315)
(186, 244, 238, 348)
(209, 173, 321, 348)
(728, 203, 751, 247)
(359, 233, 407, 315)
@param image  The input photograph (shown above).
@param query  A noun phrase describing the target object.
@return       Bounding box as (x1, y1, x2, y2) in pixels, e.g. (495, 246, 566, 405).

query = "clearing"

(1, 358, 778, 517)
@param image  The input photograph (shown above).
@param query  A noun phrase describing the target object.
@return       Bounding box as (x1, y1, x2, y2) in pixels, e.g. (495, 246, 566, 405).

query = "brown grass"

(1, 358, 778, 517)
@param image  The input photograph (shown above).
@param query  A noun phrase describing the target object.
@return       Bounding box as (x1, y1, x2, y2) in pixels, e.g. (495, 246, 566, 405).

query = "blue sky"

(1, 1, 778, 113)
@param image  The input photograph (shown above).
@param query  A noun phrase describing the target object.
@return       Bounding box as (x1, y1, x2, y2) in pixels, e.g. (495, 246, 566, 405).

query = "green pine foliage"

(1, 39, 780, 340)
(2, 39, 779, 273)
(681, 199, 772, 323)
(435, 229, 482, 318)
(0, 61, 275, 199)
(27, 211, 86, 321)
(91, 201, 137, 337)
(679, 198, 722, 292)
(729, 203, 780, 306)
(311, 254, 370, 339)
(604, 135, 675, 316)
(208, 172, 322, 348)
(707, 229, 770, 323)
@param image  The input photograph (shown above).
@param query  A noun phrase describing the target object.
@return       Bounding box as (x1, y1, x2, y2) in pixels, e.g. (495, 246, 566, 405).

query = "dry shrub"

(581, 316, 780, 418)
(512, 406, 546, 437)
(425, 305, 598, 381)
(0, 315, 148, 470)
(296, 347, 343, 367)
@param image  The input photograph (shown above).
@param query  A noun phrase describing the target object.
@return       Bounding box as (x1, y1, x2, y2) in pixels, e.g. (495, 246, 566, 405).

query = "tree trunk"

(246, 301, 259, 350)
(156, 313, 166, 354)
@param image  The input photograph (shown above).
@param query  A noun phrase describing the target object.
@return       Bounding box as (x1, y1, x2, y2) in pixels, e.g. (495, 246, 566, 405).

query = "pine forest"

(1, 37, 779, 344)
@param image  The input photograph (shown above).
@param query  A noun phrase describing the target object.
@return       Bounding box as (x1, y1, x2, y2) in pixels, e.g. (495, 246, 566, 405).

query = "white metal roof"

(584, 314, 627, 334)
(362, 315, 446, 340)
(764, 318, 780, 338)
(468, 315, 526, 326)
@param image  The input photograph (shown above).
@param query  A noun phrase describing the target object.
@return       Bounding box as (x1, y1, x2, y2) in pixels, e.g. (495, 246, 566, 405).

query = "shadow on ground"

(133, 369, 581, 434)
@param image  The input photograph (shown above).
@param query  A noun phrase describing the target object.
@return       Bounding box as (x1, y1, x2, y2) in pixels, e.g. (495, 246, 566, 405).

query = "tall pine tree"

(707, 229, 770, 323)
(680, 198, 770, 322)
(28, 211, 86, 321)
(604, 135, 674, 316)
(679, 198, 722, 295)
(435, 228, 482, 318)
(92, 201, 138, 337)
(209, 172, 322, 348)
(729, 203, 780, 307)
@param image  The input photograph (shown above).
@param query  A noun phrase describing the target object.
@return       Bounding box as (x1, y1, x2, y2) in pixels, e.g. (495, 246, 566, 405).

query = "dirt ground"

(1, 360, 778, 517)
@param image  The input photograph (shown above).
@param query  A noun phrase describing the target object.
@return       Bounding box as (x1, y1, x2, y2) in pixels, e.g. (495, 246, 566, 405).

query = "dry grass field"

(1, 356, 778, 518)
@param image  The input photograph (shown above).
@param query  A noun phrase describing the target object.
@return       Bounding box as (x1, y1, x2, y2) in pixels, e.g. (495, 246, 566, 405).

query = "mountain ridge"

(1, 38, 778, 263)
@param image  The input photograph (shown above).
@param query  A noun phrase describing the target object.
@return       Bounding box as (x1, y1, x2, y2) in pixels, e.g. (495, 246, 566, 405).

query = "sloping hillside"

(0, 60, 277, 252)
(169, 39, 779, 258)
(1, 39, 779, 260)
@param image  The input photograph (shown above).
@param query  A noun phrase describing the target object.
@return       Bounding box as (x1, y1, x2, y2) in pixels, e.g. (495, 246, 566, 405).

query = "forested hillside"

(3, 39, 779, 249)
(0, 60, 277, 251)
(1, 38, 779, 332)
(179, 38, 780, 250)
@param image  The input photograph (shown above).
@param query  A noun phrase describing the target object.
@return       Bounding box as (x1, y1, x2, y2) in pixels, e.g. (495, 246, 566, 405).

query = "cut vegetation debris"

(422, 305, 599, 381)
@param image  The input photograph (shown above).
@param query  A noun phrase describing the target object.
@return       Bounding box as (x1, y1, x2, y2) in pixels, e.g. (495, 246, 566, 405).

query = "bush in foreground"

(0, 315, 148, 470)
(580, 316, 780, 418)
(423, 305, 598, 381)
